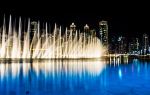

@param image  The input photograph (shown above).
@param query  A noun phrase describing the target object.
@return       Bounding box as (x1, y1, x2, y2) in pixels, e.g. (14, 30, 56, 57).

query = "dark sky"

(0, 9, 126, 34)
(0, 5, 149, 41)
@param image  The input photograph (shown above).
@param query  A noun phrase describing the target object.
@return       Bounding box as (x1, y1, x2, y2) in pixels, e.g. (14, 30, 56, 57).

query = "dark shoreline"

(0, 55, 150, 62)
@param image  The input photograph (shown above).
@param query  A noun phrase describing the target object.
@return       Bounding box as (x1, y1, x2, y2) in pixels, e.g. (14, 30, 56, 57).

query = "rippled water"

(0, 59, 150, 95)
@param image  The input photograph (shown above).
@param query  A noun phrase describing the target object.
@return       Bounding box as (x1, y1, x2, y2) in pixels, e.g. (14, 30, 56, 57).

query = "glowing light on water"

(0, 60, 105, 80)
(0, 16, 105, 59)
(0, 63, 5, 80)
(32, 60, 105, 76)
(118, 68, 122, 79)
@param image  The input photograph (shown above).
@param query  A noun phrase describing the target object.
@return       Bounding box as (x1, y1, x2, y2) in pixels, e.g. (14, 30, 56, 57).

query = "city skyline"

(0, 12, 149, 40)
(0, 8, 129, 38)
(0, 1, 149, 39)
(1, 8, 150, 56)
(0, 15, 150, 56)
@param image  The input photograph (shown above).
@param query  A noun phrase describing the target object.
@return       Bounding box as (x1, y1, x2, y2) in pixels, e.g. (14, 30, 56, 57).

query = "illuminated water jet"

(0, 15, 105, 59)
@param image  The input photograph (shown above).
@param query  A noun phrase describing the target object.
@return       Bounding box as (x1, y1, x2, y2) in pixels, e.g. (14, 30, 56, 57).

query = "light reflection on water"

(1, 58, 150, 95)
(0, 60, 105, 78)
(0, 59, 106, 95)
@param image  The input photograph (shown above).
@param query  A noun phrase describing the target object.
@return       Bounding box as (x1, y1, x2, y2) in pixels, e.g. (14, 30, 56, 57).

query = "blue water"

(0, 59, 150, 95)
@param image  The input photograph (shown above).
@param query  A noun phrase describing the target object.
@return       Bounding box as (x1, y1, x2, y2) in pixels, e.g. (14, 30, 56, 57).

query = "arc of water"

(17, 17, 22, 58)
(22, 19, 30, 58)
(6, 15, 12, 58)
(11, 20, 18, 58)
(1, 16, 6, 58)
(0, 16, 105, 59)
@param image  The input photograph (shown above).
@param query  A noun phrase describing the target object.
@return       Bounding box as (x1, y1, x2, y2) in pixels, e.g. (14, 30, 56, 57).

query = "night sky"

(0, 5, 149, 41)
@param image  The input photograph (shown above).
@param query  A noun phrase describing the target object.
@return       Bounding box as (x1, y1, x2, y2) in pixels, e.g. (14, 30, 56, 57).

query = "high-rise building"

(84, 24, 96, 37)
(109, 37, 117, 54)
(99, 21, 108, 49)
(118, 36, 127, 54)
(30, 21, 38, 39)
(70, 22, 76, 35)
(70, 22, 76, 32)
(128, 38, 140, 54)
(84, 24, 91, 37)
(134, 38, 140, 54)
(31, 21, 38, 32)
(128, 42, 134, 54)
(66, 22, 77, 40)
(142, 34, 149, 55)
(89, 29, 96, 37)
(84, 24, 89, 32)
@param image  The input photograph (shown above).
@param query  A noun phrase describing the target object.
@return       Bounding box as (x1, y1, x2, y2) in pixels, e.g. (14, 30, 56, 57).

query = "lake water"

(0, 59, 150, 95)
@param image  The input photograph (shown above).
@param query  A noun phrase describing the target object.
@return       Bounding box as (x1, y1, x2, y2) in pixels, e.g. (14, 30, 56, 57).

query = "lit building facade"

(31, 21, 38, 32)
(134, 38, 140, 54)
(117, 36, 127, 54)
(128, 38, 140, 54)
(99, 21, 108, 50)
(68, 22, 76, 37)
(89, 29, 96, 37)
(70, 22, 76, 32)
(128, 43, 134, 54)
(142, 34, 149, 55)
(83, 24, 90, 38)
(84, 24, 90, 33)
(30, 21, 38, 40)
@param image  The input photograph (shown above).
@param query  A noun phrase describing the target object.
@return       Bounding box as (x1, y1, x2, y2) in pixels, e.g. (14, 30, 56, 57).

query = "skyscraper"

(30, 21, 38, 38)
(118, 36, 127, 54)
(84, 24, 89, 32)
(135, 38, 140, 54)
(70, 22, 76, 35)
(128, 38, 140, 54)
(99, 21, 108, 50)
(31, 21, 38, 32)
(142, 34, 149, 55)
(70, 22, 76, 32)
(89, 29, 96, 37)
(84, 24, 91, 37)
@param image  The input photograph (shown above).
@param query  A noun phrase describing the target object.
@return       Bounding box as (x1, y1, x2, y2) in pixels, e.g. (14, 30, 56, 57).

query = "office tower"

(118, 36, 127, 54)
(128, 38, 140, 54)
(70, 22, 76, 32)
(31, 21, 38, 32)
(84, 24, 91, 38)
(89, 29, 96, 37)
(142, 34, 149, 55)
(69, 22, 76, 37)
(129, 42, 134, 54)
(99, 21, 108, 49)
(134, 38, 140, 54)
(84, 24, 89, 32)
(30, 21, 38, 40)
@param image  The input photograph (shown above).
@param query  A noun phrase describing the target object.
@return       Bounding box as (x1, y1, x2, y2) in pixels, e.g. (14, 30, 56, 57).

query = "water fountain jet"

(0, 16, 106, 59)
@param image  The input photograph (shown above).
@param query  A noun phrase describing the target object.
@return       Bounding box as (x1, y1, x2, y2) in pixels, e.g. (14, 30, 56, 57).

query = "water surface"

(0, 59, 150, 95)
